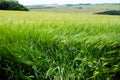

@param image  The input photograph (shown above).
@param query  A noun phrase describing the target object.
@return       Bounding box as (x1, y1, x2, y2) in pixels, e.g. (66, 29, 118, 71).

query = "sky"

(18, 0, 120, 5)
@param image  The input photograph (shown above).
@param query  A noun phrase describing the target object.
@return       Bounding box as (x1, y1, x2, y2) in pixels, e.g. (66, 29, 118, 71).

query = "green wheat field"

(0, 10, 120, 80)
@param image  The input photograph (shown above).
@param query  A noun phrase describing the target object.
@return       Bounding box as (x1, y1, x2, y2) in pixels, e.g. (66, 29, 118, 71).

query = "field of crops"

(0, 10, 120, 80)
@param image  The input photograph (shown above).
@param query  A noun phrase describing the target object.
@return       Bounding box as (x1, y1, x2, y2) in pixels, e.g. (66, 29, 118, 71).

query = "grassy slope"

(0, 10, 120, 80)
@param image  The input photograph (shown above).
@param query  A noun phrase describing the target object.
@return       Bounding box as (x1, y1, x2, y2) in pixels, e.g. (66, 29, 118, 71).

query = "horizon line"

(23, 3, 120, 6)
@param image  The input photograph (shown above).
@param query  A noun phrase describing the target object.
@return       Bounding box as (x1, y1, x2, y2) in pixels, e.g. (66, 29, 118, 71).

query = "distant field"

(28, 4, 120, 13)
(82, 4, 120, 10)
(29, 6, 104, 14)
(0, 10, 120, 80)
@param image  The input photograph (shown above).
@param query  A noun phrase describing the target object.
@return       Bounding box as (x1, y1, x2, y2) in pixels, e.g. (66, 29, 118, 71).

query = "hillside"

(27, 4, 120, 14)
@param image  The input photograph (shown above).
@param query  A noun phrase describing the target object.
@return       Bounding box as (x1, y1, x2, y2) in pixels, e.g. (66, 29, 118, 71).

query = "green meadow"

(0, 10, 120, 80)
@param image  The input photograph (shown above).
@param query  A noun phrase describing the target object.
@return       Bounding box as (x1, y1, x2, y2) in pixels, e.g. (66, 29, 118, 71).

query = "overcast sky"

(18, 0, 120, 5)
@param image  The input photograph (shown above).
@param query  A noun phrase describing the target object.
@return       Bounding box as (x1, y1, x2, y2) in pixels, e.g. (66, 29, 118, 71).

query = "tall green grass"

(0, 10, 120, 80)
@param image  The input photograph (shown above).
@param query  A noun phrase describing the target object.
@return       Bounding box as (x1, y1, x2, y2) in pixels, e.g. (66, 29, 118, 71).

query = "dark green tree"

(0, 0, 29, 11)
